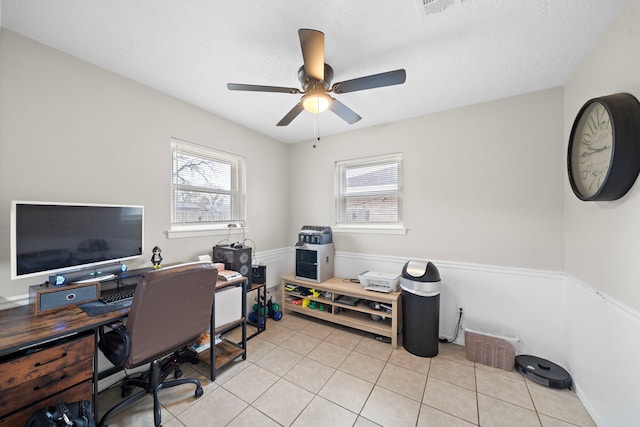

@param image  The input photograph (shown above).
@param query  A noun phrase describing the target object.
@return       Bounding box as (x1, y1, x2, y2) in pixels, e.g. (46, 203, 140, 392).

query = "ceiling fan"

(227, 29, 407, 126)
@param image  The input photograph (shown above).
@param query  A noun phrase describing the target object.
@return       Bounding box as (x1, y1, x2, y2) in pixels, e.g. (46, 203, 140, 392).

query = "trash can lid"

(400, 277, 441, 296)
(401, 260, 440, 282)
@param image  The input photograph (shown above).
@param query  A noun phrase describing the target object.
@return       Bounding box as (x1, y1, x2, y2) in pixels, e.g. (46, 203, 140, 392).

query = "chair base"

(99, 350, 204, 427)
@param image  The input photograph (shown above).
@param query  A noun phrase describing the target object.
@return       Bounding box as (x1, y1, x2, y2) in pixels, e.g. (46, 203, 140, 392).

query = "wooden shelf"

(214, 317, 245, 336)
(281, 274, 401, 347)
(194, 339, 244, 370)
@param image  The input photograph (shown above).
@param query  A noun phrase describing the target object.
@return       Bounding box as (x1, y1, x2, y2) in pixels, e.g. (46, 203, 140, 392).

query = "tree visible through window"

(171, 138, 245, 227)
(336, 153, 402, 225)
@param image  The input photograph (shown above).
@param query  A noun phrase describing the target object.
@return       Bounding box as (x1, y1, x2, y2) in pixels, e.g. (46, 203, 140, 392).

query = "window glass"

(336, 153, 402, 225)
(171, 138, 245, 228)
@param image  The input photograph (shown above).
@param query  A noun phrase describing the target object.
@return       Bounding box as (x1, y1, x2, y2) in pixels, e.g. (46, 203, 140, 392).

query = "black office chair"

(97, 262, 218, 427)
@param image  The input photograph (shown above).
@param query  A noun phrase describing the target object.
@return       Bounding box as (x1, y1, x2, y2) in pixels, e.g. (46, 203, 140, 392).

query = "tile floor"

(97, 313, 595, 426)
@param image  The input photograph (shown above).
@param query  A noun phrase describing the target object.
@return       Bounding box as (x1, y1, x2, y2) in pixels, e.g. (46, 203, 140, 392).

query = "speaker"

(29, 282, 101, 314)
(48, 264, 127, 286)
(213, 245, 252, 284)
(251, 265, 266, 285)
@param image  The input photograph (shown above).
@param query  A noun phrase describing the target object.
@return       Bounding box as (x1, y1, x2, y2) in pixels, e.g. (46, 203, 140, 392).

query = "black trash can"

(401, 260, 441, 357)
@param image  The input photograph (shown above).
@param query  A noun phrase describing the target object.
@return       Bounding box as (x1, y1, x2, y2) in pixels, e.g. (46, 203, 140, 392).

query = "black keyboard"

(99, 289, 135, 304)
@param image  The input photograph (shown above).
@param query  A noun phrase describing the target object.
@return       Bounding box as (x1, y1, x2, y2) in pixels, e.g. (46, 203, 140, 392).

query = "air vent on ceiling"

(416, 0, 471, 16)
(419, 0, 455, 15)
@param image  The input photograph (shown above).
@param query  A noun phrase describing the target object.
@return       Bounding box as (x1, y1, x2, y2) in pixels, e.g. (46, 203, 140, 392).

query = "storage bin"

(464, 323, 519, 371)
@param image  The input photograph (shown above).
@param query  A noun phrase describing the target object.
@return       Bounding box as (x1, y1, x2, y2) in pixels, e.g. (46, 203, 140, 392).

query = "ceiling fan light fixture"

(302, 91, 331, 114)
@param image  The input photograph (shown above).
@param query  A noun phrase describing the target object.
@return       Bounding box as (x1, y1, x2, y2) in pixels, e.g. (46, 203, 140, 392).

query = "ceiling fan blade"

(299, 29, 325, 81)
(277, 102, 305, 126)
(329, 98, 361, 124)
(227, 83, 300, 94)
(332, 69, 406, 94)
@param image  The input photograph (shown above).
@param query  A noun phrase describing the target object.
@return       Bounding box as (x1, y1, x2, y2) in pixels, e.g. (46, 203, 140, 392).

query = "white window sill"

(167, 225, 250, 239)
(332, 224, 407, 235)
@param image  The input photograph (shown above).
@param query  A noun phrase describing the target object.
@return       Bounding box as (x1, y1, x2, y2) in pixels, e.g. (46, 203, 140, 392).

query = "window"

(171, 138, 245, 233)
(335, 153, 403, 231)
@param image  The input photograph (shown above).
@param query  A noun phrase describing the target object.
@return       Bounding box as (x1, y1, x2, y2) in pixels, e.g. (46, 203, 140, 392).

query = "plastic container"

(464, 322, 519, 371)
(401, 260, 441, 357)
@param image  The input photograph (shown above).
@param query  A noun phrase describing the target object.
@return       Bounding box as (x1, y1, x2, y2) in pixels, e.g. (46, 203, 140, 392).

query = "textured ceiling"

(0, 0, 628, 143)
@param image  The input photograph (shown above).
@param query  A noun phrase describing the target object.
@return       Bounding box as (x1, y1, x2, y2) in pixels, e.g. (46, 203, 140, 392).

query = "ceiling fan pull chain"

(314, 114, 321, 146)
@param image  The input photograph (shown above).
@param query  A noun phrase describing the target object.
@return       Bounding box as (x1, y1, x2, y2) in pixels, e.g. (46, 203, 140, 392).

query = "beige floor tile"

(539, 413, 583, 427)
(253, 378, 315, 426)
(226, 405, 282, 426)
(476, 368, 534, 410)
(388, 347, 432, 375)
(157, 380, 208, 418)
(278, 312, 312, 331)
(254, 345, 303, 376)
(324, 326, 365, 350)
(478, 393, 541, 427)
(104, 318, 595, 427)
(361, 385, 422, 427)
(163, 417, 185, 427)
(354, 335, 393, 361)
(245, 335, 277, 362)
(429, 358, 477, 391)
(291, 395, 358, 427)
(423, 377, 478, 424)
(377, 362, 427, 401)
(319, 370, 375, 413)
(475, 362, 523, 381)
(527, 381, 596, 426)
(307, 341, 352, 368)
(258, 322, 297, 345)
(178, 386, 247, 427)
(440, 346, 475, 366)
(417, 404, 477, 426)
(222, 363, 280, 403)
(280, 331, 323, 355)
(299, 318, 337, 339)
(100, 393, 176, 427)
(209, 358, 250, 385)
(354, 416, 383, 426)
(284, 357, 336, 393)
(338, 350, 386, 383)
(439, 342, 466, 355)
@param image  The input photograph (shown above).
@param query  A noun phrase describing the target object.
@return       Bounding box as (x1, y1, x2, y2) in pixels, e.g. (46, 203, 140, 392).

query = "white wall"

(560, 1, 640, 425)
(0, 29, 291, 302)
(564, 0, 640, 312)
(288, 88, 565, 271)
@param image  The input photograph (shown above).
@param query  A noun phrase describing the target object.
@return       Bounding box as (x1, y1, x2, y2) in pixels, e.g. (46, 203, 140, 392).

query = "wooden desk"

(0, 273, 248, 424)
(0, 302, 128, 425)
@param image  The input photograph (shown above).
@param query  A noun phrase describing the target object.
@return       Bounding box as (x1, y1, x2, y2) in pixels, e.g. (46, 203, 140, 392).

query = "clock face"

(569, 101, 614, 199)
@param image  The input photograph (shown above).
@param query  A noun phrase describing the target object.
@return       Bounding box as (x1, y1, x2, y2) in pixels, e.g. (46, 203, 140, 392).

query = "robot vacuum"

(515, 355, 572, 389)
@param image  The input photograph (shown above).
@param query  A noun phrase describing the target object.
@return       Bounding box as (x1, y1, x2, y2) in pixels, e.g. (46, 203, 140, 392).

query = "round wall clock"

(567, 93, 640, 201)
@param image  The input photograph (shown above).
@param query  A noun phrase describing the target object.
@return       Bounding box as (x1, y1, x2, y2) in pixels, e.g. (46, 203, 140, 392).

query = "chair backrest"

(124, 262, 218, 367)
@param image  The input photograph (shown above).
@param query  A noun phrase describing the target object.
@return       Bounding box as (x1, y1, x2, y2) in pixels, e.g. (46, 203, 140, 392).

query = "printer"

(358, 271, 400, 293)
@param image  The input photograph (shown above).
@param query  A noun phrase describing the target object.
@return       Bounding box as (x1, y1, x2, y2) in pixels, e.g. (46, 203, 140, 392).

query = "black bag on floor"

(24, 400, 95, 427)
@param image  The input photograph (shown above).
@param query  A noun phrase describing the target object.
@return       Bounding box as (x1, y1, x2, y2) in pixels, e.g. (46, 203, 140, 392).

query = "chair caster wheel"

(174, 368, 183, 379)
(195, 386, 204, 398)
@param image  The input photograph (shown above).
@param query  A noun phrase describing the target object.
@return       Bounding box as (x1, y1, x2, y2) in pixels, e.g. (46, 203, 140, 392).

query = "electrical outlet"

(456, 304, 464, 316)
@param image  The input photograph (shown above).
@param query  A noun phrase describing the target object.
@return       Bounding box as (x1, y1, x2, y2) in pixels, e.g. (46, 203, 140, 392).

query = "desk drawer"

(0, 379, 92, 426)
(0, 357, 92, 415)
(0, 332, 93, 417)
(0, 333, 93, 391)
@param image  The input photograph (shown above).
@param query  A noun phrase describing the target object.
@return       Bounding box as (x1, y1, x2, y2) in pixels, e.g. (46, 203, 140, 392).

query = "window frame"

(334, 153, 406, 235)
(168, 138, 246, 238)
